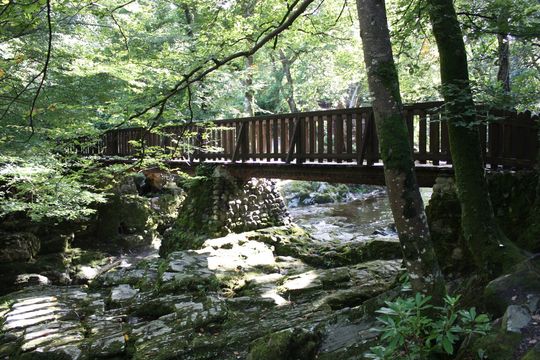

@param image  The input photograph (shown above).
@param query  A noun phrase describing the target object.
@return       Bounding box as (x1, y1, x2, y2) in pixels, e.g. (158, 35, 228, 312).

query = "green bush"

(367, 293, 491, 359)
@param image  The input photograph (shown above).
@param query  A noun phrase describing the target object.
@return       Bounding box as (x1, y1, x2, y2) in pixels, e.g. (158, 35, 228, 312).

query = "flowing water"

(288, 187, 433, 243)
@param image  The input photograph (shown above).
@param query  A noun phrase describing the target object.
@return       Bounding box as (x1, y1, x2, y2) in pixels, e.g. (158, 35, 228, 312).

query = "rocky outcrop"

(0, 232, 40, 263)
(0, 226, 403, 359)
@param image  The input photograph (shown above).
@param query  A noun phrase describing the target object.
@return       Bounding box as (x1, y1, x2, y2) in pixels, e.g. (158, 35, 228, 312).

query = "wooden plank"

(317, 116, 324, 163)
(258, 119, 264, 159)
(286, 118, 301, 164)
(418, 110, 427, 164)
(266, 119, 272, 156)
(358, 113, 372, 166)
(309, 116, 316, 161)
(281, 118, 287, 161)
(297, 116, 305, 165)
(355, 111, 363, 165)
(346, 113, 353, 157)
(429, 112, 440, 166)
(367, 112, 378, 166)
(335, 114, 344, 163)
(327, 114, 333, 161)
(250, 119, 256, 156)
(488, 121, 500, 168)
(273, 119, 279, 161)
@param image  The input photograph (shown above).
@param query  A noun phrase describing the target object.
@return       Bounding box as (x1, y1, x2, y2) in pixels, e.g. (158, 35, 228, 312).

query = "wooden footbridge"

(88, 102, 538, 186)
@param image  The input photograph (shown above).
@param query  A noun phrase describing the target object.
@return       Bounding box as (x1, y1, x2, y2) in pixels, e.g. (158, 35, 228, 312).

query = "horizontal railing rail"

(87, 102, 538, 170)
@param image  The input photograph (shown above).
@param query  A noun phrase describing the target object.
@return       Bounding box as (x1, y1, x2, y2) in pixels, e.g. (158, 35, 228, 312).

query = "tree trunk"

(426, 0, 524, 276)
(242, 2, 257, 116)
(356, 0, 445, 301)
(497, 33, 510, 93)
(496, 12, 510, 93)
(278, 50, 298, 113)
(244, 54, 255, 116)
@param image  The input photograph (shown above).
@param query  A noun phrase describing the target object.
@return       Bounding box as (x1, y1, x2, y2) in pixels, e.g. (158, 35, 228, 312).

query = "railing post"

(241, 121, 249, 162)
(297, 116, 305, 164)
(366, 111, 377, 166)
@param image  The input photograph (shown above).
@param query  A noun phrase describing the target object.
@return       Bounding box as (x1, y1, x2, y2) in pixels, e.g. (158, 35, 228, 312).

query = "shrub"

(367, 293, 491, 359)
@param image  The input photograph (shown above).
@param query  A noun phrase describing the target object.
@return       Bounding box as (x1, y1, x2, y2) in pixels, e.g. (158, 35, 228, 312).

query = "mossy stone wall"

(160, 167, 290, 256)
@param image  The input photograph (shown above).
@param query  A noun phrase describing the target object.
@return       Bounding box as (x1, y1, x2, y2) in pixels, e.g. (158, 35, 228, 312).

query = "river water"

(287, 187, 433, 244)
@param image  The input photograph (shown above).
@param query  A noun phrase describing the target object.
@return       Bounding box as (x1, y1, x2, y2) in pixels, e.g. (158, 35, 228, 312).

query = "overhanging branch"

(126, 0, 316, 124)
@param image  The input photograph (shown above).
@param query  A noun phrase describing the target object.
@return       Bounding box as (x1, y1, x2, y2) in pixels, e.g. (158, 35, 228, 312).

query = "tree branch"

(125, 0, 316, 124)
(27, 0, 53, 139)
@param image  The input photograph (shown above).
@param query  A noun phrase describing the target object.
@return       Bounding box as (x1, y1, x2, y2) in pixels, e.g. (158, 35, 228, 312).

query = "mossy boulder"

(305, 238, 402, 268)
(522, 343, 540, 360)
(487, 171, 538, 251)
(464, 331, 523, 360)
(160, 175, 215, 255)
(95, 193, 157, 248)
(484, 256, 540, 316)
(0, 232, 40, 262)
(247, 327, 321, 360)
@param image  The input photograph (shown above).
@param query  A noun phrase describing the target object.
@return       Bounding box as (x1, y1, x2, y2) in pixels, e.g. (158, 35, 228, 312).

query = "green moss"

(247, 328, 320, 360)
(373, 60, 401, 102)
(159, 176, 216, 256)
(376, 113, 414, 172)
(522, 344, 540, 360)
(466, 331, 523, 360)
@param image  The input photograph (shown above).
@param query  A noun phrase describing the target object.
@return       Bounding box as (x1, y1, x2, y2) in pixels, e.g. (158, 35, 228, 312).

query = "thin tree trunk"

(242, 1, 257, 116)
(496, 12, 510, 93)
(426, 0, 524, 276)
(356, 0, 445, 301)
(497, 33, 510, 93)
(278, 49, 298, 113)
(244, 54, 255, 116)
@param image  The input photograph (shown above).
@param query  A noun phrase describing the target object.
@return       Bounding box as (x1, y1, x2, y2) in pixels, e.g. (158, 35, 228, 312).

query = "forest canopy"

(0, 0, 538, 220)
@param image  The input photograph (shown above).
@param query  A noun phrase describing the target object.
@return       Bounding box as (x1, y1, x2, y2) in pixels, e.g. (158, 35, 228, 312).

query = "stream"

(287, 187, 433, 243)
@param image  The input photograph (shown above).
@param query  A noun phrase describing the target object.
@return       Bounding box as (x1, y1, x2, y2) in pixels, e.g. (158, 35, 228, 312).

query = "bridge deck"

(87, 102, 538, 185)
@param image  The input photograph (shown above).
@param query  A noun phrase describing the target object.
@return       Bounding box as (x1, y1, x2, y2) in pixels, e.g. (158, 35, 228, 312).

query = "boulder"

(502, 305, 531, 333)
(484, 256, 540, 316)
(247, 327, 320, 360)
(0, 232, 40, 262)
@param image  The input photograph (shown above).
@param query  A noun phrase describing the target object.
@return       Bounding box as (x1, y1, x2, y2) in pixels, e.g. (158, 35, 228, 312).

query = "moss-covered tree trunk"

(426, 0, 524, 276)
(356, 0, 445, 301)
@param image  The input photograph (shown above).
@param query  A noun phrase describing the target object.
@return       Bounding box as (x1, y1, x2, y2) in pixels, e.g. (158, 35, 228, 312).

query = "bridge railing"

(95, 102, 538, 169)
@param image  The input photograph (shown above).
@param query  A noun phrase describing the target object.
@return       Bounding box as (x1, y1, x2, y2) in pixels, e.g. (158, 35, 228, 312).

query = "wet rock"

(247, 327, 320, 360)
(159, 251, 217, 293)
(484, 256, 540, 316)
(318, 317, 379, 360)
(89, 332, 126, 358)
(502, 305, 531, 333)
(110, 284, 138, 305)
(14, 274, 50, 288)
(306, 238, 402, 268)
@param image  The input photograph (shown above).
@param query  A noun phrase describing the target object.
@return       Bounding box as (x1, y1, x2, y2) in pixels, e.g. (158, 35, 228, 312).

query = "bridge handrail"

(85, 102, 538, 170)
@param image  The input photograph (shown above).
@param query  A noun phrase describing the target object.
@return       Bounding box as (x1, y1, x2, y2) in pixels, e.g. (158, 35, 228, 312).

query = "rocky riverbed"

(0, 225, 404, 359)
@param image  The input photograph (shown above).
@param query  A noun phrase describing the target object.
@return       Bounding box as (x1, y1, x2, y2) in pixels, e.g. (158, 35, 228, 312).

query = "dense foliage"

(0, 0, 538, 220)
